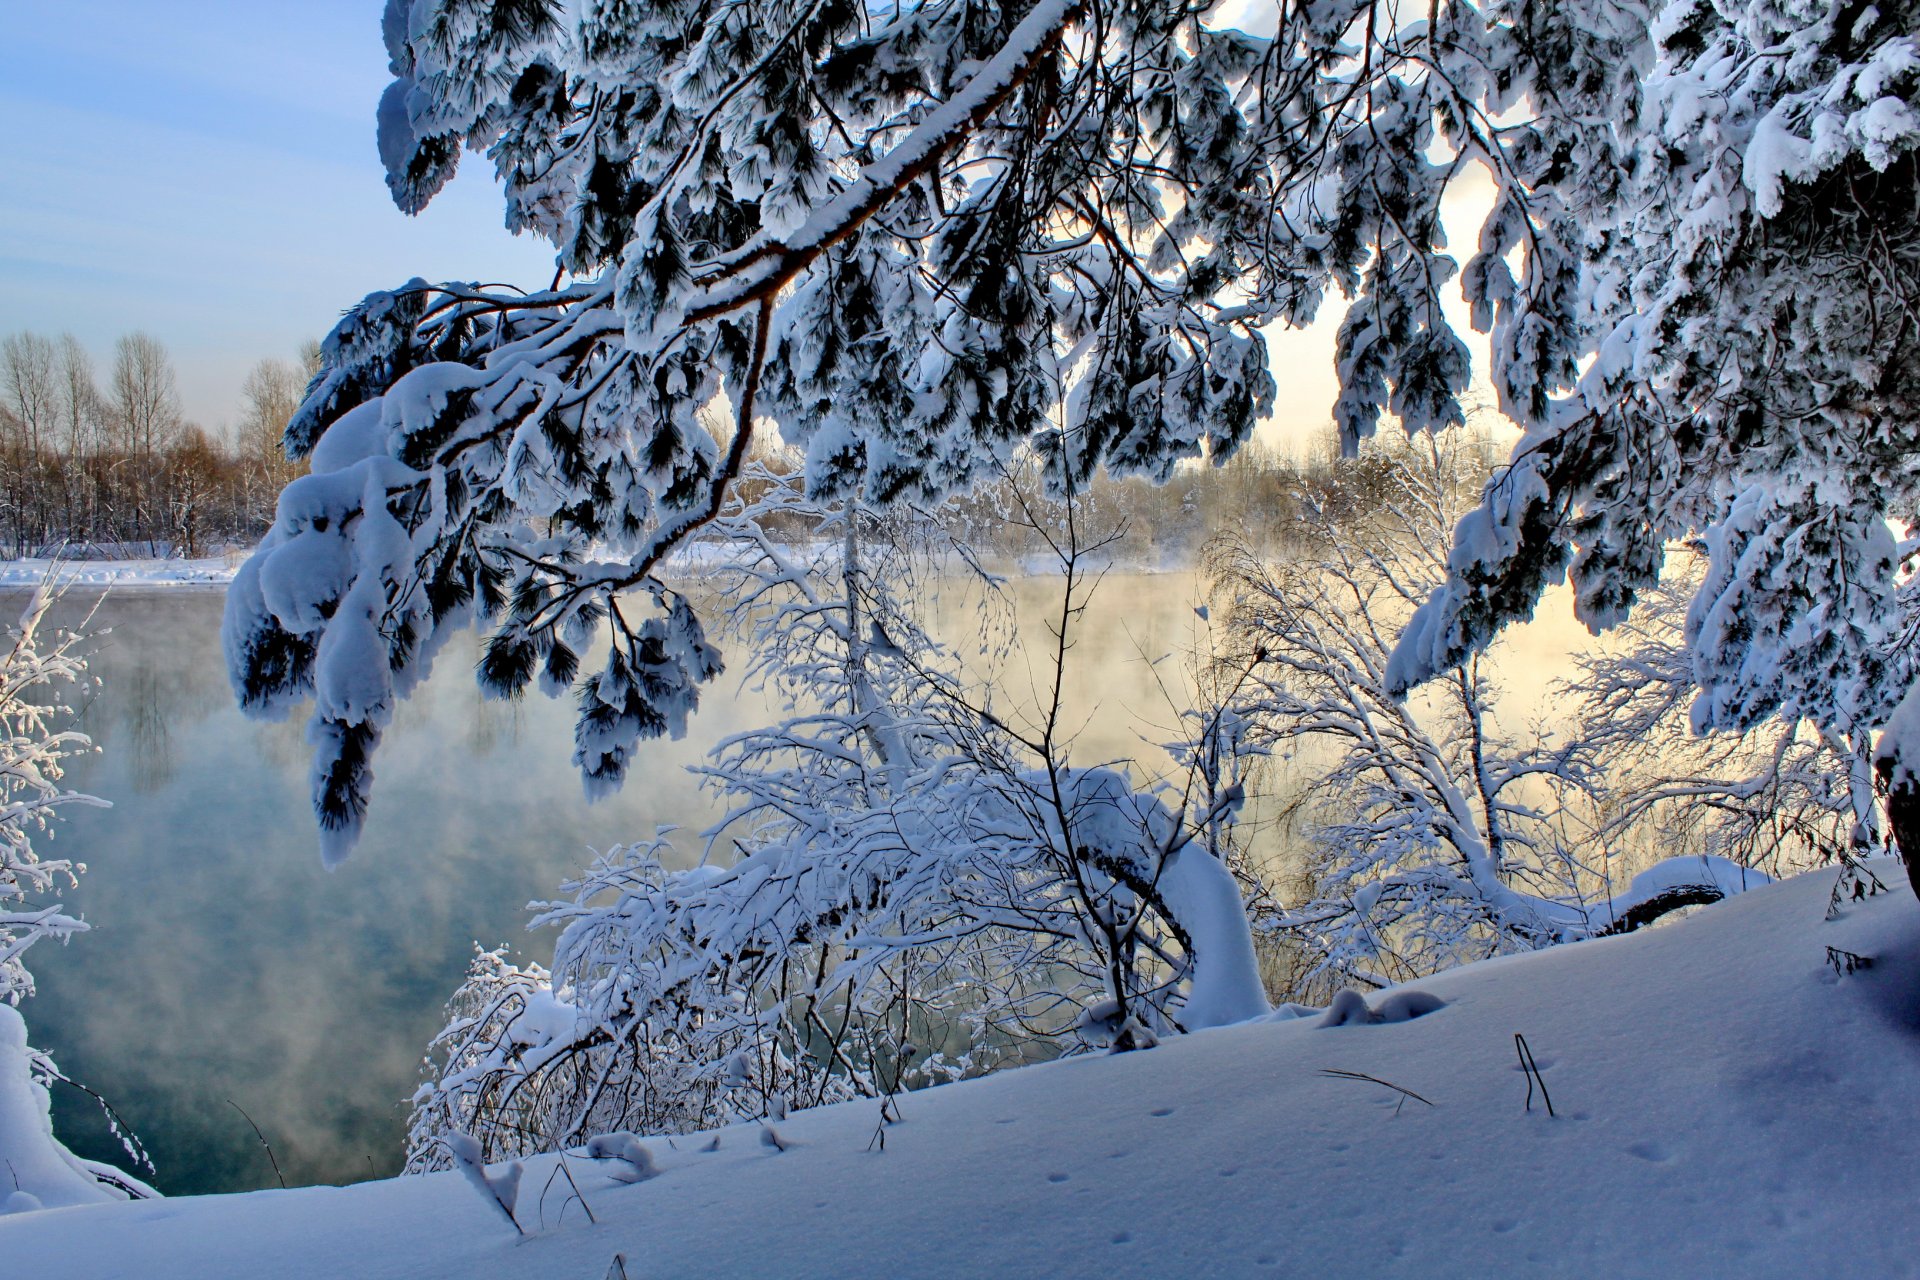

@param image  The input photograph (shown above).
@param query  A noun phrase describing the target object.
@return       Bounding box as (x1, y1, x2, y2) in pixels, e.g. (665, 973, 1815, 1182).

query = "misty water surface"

(23, 569, 1593, 1195)
(23, 572, 1228, 1195)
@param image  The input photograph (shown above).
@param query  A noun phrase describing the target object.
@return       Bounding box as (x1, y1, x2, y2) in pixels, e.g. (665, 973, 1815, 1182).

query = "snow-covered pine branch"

(1375, 3, 1920, 892)
(225, 0, 1308, 850)
(227, 0, 1920, 903)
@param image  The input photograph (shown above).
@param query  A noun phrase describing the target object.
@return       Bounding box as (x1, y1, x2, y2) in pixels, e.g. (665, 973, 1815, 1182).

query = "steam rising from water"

(23, 573, 1589, 1193)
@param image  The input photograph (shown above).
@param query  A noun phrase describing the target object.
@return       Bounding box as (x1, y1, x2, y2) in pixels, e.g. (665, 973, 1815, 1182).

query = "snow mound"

(0, 1007, 120, 1212)
(1314, 987, 1449, 1027)
(3, 863, 1918, 1277)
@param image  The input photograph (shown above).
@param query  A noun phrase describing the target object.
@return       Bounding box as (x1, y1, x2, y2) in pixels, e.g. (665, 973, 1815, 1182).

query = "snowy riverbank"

(0, 557, 241, 591)
(0, 543, 1195, 598)
(4, 860, 1916, 1278)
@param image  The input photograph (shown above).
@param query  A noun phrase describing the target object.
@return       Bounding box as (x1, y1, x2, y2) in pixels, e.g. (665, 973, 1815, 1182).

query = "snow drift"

(3, 861, 1916, 1277)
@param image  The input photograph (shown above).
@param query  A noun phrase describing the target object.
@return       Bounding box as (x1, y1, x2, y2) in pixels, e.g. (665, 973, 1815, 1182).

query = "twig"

(37, 1059, 156, 1175)
(538, 1150, 598, 1228)
(558, 1151, 598, 1224)
(226, 1098, 287, 1189)
(1320, 1068, 1435, 1117)
(1513, 1034, 1554, 1117)
(1826, 946, 1874, 977)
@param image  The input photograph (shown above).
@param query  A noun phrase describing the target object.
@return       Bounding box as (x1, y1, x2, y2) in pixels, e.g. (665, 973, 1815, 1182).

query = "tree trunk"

(1881, 771, 1920, 903)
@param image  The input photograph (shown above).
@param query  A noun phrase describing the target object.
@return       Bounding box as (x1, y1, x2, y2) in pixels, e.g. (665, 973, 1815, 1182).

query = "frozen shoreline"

(0, 557, 241, 592)
(0, 544, 1197, 597)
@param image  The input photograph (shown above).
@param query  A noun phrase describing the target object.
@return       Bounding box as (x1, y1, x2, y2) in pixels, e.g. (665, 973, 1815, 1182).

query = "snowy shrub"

(0, 580, 154, 1206)
(1564, 551, 1919, 898)
(0, 583, 106, 1005)
(1214, 434, 1774, 989)
(408, 476, 1271, 1168)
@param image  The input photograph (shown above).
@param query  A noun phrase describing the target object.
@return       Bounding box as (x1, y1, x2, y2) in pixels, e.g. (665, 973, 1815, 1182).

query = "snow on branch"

(1213, 434, 1786, 988)
(0, 584, 107, 1005)
(409, 474, 1272, 1167)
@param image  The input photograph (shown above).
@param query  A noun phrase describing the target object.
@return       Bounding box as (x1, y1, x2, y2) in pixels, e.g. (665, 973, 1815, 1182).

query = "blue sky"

(2, 2, 554, 430)
(1, 1, 1454, 449)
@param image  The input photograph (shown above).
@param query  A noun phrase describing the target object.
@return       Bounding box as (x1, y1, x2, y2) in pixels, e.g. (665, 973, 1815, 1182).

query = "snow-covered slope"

(6, 863, 1917, 1278)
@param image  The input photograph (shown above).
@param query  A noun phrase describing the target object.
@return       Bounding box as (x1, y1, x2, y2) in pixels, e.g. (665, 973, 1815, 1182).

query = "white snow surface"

(6, 862, 1920, 1277)
(0, 558, 239, 591)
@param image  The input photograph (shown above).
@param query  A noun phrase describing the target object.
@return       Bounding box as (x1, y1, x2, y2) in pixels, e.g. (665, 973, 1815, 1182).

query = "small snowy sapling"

(445, 1130, 524, 1235)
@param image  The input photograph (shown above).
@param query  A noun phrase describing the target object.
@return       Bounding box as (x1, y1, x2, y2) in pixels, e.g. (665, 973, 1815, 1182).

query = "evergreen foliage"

(227, 0, 1920, 885)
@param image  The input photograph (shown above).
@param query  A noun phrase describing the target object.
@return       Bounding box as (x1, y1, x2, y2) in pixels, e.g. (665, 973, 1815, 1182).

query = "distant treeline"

(735, 426, 1507, 567)
(2, 326, 1501, 562)
(0, 330, 309, 558)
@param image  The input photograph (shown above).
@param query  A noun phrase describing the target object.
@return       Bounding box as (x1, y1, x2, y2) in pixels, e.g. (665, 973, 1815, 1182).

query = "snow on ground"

(0, 544, 1185, 595)
(6, 862, 1918, 1278)
(0, 557, 240, 591)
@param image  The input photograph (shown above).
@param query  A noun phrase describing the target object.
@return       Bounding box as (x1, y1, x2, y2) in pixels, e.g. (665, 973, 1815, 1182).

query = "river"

(22, 569, 1239, 1195)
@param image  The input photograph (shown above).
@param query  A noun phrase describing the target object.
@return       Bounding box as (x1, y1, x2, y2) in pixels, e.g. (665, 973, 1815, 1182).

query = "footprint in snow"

(1047, 1172, 1071, 1183)
(1150, 1106, 1175, 1117)
(1626, 1140, 1673, 1163)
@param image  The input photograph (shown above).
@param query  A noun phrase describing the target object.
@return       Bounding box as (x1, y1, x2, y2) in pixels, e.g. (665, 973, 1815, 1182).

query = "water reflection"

(27, 590, 764, 1195)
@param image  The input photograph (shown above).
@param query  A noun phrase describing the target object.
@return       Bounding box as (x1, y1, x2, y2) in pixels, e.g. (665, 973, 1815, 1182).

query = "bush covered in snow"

(0, 581, 152, 1209)
(407, 477, 1270, 1168)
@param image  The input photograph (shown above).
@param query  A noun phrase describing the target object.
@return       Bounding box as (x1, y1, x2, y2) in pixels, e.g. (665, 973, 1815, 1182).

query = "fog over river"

(22, 570, 1588, 1194)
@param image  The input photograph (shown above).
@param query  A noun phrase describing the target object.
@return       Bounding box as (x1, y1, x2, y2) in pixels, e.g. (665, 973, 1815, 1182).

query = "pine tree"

(227, 0, 1920, 886)
(1376, 3, 1920, 892)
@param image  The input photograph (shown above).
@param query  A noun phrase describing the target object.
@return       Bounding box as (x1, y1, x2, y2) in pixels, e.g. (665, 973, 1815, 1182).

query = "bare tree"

(1, 336, 56, 457)
(54, 336, 106, 541)
(1, 334, 60, 553)
(108, 333, 182, 549)
(0, 331, 309, 554)
(236, 357, 309, 525)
